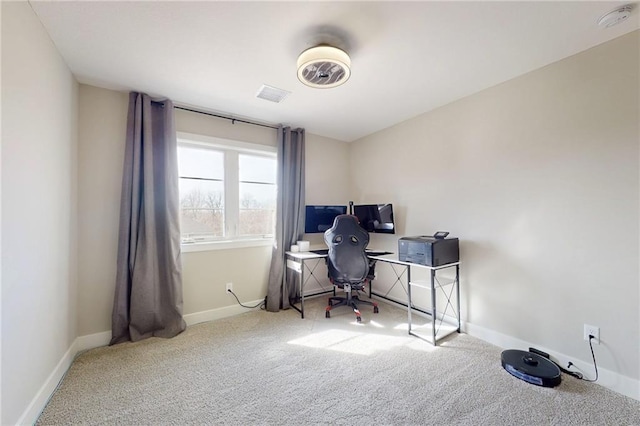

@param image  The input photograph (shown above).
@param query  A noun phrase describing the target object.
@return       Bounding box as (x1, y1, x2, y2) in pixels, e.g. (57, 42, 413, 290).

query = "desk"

(285, 251, 461, 345)
(368, 254, 460, 345)
(285, 251, 331, 319)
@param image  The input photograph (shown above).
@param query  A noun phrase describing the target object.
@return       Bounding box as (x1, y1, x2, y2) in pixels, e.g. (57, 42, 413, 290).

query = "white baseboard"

(183, 298, 264, 326)
(73, 299, 265, 351)
(16, 339, 79, 425)
(76, 330, 112, 352)
(20, 301, 263, 425)
(464, 322, 640, 402)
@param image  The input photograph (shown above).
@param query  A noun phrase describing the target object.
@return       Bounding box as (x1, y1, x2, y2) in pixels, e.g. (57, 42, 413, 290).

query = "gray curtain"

(266, 126, 305, 312)
(110, 92, 186, 345)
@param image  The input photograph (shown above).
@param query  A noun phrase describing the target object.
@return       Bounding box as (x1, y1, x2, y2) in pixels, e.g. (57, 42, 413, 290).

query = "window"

(177, 132, 276, 249)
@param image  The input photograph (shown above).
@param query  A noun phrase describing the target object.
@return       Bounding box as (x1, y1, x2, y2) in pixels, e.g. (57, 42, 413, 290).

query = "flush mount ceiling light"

(598, 4, 633, 28)
(297, 45, 351, 89)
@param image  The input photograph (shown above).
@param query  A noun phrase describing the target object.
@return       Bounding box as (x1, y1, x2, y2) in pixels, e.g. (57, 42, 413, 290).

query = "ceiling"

(30, 1, 639, 142)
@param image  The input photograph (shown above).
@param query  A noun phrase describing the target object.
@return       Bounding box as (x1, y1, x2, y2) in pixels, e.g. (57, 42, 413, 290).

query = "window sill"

(181, 238, 273, 253)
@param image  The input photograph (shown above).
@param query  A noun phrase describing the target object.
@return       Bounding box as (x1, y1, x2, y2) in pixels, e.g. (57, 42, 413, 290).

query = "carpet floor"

(37, 296, 640, 425)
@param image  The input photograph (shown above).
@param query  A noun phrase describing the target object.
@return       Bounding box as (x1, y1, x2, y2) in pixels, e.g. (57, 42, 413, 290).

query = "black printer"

(398, 234, 459, 266)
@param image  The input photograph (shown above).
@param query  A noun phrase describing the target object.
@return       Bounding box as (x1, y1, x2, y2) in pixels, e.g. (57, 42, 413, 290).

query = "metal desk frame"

(286, 251, 461, 345)
(369, 255, 460, 345)
(285, 251, 332, 319)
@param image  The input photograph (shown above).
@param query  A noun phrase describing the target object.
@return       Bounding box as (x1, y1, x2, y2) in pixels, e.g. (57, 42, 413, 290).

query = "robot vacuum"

(501, 349, 561, 388)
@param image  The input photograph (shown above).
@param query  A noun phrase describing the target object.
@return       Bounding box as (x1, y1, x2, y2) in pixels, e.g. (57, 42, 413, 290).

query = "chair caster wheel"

(356, 316, 362, 323)
(374, 306, 379, 314)
(326, 311, 330, 318)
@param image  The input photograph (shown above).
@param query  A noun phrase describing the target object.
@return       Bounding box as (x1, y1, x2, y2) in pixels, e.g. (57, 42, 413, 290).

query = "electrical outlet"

(584, 324, 600, 345)
(226, 282, 233, 293)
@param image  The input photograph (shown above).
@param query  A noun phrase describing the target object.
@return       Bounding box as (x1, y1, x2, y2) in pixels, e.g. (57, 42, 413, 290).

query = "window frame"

(177, 132, 277, 252)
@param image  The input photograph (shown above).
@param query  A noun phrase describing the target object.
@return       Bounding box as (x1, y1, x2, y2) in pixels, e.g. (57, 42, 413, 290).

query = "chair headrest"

(323, 214, 369, 247)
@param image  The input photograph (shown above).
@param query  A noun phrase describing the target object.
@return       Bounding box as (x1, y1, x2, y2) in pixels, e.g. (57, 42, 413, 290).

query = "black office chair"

(324, 214, 379, 322)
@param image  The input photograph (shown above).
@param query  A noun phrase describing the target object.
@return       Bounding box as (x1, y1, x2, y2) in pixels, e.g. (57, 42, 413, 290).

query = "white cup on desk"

(290, 244, 299, 252)
(297, 241, 310, 252)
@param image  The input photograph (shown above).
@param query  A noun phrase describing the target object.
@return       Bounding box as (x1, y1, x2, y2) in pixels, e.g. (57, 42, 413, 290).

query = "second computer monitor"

(353, 203, 395, 234)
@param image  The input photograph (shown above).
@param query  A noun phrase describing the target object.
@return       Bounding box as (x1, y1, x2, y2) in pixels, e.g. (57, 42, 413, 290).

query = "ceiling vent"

(297, 45, 351, 89)
(598, 4, 633, 28)
(256, 84, 291, 103)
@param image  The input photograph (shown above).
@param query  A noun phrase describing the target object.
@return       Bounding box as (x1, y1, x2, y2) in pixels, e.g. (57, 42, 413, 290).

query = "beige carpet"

(38, 297, 640, 425)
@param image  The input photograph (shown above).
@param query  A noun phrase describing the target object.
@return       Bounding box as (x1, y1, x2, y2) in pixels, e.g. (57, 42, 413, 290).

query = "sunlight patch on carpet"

(368, 320, 385, 328)
(287, 329, 424, 355)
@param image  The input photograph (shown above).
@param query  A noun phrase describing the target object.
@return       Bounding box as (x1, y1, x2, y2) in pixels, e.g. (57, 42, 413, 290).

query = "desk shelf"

(407, 262, 460, 345)
(409, 276, 456, 290)
(409, 320, 460, 343)
(367, 255, 461, 346)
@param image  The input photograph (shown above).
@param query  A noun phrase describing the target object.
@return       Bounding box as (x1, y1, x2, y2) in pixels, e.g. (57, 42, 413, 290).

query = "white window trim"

(181, 238, 273, 253)
(177, 132, 276, 252)
(177, 132, 276, 155)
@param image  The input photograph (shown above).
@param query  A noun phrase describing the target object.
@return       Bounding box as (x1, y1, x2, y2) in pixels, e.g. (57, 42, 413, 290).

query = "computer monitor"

(304, 205, 347, 233)
(353, 203, 396, 234)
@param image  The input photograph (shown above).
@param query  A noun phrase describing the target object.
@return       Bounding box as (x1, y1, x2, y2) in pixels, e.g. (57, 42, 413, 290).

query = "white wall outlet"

(226, 282, 233, 293)
(583, 324, 600, 344)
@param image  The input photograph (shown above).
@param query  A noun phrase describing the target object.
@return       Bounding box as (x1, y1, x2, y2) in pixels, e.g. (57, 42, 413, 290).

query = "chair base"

(325, 289, 379, 322)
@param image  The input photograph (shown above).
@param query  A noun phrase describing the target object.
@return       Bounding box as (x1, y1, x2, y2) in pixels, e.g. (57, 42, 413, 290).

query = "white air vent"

(256, 85, 291, 103)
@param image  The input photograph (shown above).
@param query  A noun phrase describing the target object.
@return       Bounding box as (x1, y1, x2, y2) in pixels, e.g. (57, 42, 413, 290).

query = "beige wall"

(350, 31, 639, 387)
(5, 6, 637, 420)
(76, 87, 349, 333)
(1, 2, 79, 424)
(77, 86, 128, 335)
(302, 133, 351, 247)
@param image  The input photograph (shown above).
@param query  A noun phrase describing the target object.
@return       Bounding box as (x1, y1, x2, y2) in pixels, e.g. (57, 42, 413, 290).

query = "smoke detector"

(297, 45, 351, 89)
(598, 4, 633, 28)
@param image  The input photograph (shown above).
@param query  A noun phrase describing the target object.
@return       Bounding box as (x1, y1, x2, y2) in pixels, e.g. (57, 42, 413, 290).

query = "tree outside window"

(177, 136, 276, 244)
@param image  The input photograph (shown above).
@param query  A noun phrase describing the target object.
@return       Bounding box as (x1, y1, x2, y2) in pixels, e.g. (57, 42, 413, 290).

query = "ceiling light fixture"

(297, 45, 351, 89)
(597, 4, 633, 28)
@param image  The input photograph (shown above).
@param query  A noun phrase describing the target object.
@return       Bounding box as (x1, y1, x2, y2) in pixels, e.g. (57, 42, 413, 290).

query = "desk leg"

(286, 258, 305, 319)
(299, 262, 305, 319)
(407, 265, 412, 336)
(431, 269, 437, 344)
(456, 264, 460, 332)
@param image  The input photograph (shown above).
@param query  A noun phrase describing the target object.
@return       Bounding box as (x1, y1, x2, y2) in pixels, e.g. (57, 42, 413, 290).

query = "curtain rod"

(174, 105, 279, 130)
